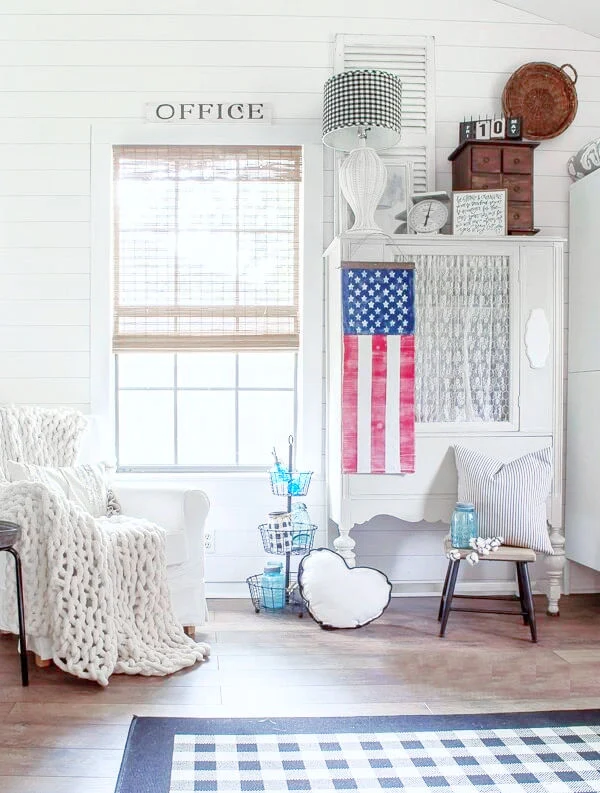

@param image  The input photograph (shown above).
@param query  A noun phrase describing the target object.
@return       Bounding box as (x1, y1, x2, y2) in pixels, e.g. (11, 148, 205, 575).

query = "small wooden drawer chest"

(449, 140, 539, 235)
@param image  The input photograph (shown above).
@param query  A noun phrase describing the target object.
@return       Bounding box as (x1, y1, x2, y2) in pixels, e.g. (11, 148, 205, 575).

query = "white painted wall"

(1, 0, 600, 593)
(496, 1, 600, 38)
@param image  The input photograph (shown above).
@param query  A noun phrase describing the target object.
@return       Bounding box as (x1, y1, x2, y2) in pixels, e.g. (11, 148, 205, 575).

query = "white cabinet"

(566, 169, 600, 574)
(324, 234, 566, 613)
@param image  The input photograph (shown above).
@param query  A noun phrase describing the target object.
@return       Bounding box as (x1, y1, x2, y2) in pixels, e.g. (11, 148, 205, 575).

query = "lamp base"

(339, 145, 387, 234)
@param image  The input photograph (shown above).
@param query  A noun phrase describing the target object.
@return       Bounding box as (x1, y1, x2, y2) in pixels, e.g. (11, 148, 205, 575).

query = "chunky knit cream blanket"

(0, 407, 209, 686)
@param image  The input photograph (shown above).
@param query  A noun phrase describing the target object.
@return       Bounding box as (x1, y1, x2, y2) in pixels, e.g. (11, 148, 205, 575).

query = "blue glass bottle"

(270, 447, 289, 481)
(261, 561, 285, 609)
(450, 502, 479, 549)
(291, 502, 312, 551)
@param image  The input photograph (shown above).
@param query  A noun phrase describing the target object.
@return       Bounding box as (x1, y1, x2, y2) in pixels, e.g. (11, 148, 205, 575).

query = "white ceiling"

(496, 0, 600, 38)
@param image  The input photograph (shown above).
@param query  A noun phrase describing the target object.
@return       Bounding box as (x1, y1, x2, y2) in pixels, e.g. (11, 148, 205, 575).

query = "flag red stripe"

(399, 334, 415, 473)
(342, 335, 358, 473)
(370, 335, 387, 474)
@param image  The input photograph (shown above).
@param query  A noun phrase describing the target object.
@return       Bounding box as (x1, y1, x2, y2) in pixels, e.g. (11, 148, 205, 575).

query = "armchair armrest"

(114, 483, 210, 566)
(113, 483, 210, 626)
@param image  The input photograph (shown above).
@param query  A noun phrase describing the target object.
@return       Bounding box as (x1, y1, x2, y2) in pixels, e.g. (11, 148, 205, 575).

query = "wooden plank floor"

(0, 594, 599, 792)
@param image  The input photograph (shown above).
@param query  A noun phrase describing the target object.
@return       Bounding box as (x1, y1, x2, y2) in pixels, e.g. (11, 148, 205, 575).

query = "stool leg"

(438, 560, 452, 622)
(519, 562, 537, 643)
(515, 562, 529, 625)
(7, 548, 28, 686)
(439, 559, 460, 638)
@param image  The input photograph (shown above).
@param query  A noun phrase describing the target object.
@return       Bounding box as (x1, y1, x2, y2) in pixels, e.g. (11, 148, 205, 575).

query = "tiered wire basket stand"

(246, 435, 316, 615)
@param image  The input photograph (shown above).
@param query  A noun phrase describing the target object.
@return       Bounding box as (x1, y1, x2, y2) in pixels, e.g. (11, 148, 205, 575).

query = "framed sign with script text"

(145, 102, 272, 123)
(452, 189, 508, 236)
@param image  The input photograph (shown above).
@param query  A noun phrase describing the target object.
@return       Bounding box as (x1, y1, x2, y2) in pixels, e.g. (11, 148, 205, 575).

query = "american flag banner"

(341, 263, 415, 474)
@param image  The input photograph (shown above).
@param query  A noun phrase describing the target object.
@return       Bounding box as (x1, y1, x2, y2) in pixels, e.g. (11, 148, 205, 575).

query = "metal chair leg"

(7, 547, 28, 686)
(515, 561, 529, 625)
(439, 559, 460, 638)
(438, 560, 452, 622)
(518, 562, 537, 643)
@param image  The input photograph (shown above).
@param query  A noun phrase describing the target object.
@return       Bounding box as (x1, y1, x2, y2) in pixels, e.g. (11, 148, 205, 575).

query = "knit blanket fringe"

(0, 481, 208, 686)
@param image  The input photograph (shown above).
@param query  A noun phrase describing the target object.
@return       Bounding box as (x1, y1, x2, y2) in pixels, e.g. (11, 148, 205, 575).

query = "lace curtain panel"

(412, 254, 510, 423)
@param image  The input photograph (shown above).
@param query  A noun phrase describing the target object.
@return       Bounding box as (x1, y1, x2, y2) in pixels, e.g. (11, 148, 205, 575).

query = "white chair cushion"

(443, 537, 536, 562)
(298, 548, 392, 629)
(454, 445, 553, 555)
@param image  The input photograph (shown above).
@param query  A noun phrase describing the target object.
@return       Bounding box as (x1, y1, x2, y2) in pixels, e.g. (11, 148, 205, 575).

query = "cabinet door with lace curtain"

(414, 252, 519, 432)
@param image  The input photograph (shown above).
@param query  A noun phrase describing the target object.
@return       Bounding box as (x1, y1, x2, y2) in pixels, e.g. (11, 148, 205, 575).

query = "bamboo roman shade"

(113, 145, 302, 351)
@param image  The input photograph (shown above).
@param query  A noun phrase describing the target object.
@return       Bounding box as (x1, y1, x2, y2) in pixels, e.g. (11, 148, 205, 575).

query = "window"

(116, 351, 296, 469)
(413, 254, 511, 424)
(112, 145, 302, 470)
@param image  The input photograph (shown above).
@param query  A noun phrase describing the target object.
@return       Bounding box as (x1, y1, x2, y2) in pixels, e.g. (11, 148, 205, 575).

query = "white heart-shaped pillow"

(298, 548, 392, 629)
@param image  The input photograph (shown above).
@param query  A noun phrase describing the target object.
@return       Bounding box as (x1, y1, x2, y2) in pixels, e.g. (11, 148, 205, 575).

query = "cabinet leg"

(183, 625, 196, 637)
(546, 525, 565, 616)
(34, 655, 52, 668)
(333, 527, 356, 567)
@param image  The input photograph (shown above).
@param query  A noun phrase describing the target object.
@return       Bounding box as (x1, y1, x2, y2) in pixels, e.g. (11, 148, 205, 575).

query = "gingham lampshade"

(322, 69, 402, 152)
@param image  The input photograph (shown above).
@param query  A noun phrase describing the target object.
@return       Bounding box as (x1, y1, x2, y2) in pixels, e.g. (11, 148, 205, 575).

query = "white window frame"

(91, 123, 323, 474)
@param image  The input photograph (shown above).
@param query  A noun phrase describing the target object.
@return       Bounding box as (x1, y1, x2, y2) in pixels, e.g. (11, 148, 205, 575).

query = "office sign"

(145, 102, 272, 123)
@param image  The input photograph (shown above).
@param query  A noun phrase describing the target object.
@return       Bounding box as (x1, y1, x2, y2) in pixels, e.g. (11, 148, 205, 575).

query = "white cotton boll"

(469, 538, 478, 549)
(497, 536, 504, 544)
(481, 547, 490, 555)
(466, 552, 479, 565)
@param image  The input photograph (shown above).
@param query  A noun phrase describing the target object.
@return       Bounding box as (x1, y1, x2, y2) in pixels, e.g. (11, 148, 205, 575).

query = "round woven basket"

(502, 62, 578, 140)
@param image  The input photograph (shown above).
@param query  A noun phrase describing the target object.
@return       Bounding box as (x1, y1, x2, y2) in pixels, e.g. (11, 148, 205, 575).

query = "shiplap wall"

(2, 0, 600, 593)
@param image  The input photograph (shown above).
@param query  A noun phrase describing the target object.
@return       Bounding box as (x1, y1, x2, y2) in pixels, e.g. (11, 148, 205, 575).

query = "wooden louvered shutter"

(334, 34, 435, 193)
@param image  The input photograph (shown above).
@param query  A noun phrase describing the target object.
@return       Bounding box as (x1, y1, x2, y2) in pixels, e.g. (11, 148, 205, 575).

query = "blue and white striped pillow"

(453, 445, 553, 555)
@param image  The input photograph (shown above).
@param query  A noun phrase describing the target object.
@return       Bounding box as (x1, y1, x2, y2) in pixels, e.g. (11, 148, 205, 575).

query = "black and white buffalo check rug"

(114, 711, 600, 792)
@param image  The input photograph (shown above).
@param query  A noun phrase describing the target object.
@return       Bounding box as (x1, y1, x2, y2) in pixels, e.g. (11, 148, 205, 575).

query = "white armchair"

(0, 411, 210, 669)
(1, 481, 209, 663)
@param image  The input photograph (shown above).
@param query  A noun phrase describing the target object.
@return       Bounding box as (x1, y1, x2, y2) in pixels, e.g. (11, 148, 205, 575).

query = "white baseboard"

(206, 582, 255, 599)
(390, 580, 520, 597)
(206, 579, 541, 599)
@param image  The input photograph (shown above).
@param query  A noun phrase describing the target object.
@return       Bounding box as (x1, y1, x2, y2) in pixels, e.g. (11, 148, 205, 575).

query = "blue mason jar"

(261, 561, 286, 609)
(450, 502, 479, 549)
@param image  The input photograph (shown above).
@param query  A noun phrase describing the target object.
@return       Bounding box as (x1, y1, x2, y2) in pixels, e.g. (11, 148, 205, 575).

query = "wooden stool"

(0, 520, 29, 685)
(438, 538, 537, 643)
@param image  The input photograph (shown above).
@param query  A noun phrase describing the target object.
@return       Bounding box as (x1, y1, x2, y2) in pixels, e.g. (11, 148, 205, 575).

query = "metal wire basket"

(246, 573, 305, 615)
(269, 470, 313, 497)
(258, 523, 317, 555)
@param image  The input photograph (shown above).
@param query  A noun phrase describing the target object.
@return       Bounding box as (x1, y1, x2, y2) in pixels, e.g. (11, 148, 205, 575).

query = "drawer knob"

(513, 212, 520, 219)
(483, 156, 490, 163)
(514, 157, 520, 164)
(514, 185, 521, 192)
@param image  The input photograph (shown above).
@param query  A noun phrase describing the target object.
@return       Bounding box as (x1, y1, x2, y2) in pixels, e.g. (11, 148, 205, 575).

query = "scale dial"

(407, 199, 449, 234)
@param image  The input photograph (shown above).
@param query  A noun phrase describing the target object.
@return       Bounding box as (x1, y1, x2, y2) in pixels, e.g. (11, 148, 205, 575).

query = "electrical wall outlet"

(204, 529, 214, 553)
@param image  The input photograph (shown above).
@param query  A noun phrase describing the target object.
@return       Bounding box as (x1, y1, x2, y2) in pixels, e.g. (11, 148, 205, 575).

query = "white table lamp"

(323, 69, 402, 234)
